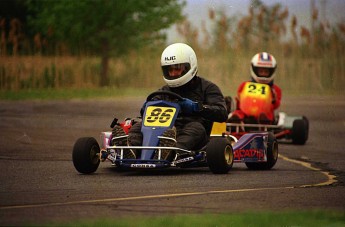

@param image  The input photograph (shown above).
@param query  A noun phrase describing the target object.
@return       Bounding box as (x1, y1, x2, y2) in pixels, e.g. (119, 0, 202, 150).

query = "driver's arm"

(200, 84, 228, 123)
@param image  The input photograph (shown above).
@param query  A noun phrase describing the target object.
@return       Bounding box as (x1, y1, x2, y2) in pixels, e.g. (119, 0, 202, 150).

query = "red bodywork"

(239, 82, 273, 118)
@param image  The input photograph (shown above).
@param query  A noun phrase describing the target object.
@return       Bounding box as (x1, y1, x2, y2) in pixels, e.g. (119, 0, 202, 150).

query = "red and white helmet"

(161, 43, 198, 87)
(250, 52, 277, 84)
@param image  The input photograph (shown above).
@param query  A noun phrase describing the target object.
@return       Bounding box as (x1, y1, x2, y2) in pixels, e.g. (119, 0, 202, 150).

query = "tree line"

(1, 0, 185, 86)
(1, 0, 344, 89)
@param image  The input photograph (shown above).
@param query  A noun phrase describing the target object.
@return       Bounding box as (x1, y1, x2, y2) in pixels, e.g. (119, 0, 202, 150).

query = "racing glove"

(179, 98, 202, 114)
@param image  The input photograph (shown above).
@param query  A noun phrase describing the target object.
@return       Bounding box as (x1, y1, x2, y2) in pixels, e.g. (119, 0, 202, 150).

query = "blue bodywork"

(140, 100, 180, 160)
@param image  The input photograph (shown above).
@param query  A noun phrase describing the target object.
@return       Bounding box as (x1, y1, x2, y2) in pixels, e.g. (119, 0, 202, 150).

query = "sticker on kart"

(233, 148, 265, 162)
(144, 106, 177, 127)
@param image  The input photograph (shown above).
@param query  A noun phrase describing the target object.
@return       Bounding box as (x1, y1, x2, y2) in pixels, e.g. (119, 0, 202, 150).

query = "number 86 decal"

(144, 106, 176, 127)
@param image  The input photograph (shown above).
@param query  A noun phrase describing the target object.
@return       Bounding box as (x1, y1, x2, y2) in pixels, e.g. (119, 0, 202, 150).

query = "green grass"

(41, 210, 345, 227)
(1, 87, 343, 101)
(0, 88, 152, 100)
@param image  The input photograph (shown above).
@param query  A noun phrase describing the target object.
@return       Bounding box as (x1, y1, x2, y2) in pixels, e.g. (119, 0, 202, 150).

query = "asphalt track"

(0, 95, 344, 226)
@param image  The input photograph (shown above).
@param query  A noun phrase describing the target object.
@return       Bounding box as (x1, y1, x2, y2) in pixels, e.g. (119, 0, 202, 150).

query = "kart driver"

(228, 52, 282, 124)
(112, 43, 228, 160)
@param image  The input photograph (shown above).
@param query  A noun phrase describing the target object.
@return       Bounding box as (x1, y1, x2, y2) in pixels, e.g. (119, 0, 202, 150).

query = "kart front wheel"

(292, 118, 308, 145)
(72, 137, 100, 174)
(206, 137, 234, 174)
(245, 132, 278, 170)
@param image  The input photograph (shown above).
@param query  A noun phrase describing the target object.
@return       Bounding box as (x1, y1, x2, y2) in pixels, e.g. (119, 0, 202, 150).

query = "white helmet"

(161, 43, 198, 87)
(250, 52, 277, 84)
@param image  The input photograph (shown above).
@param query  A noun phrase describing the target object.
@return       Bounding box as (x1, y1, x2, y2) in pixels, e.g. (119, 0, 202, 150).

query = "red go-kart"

(226, 82, 309, 145)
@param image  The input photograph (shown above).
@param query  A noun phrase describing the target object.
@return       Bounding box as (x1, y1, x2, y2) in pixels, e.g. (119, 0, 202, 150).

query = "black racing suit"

(129, 76, 228, 150)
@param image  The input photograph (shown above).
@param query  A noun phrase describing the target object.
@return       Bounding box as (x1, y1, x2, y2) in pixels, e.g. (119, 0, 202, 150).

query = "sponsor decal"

(165, 56, 176, 61)
(108, 155, 116, 162)
(131, 164, 156, 168)
(257, 62, 273, 66)
(234, 149, 265, 160)
(175, 157, 194, 164)
(124, 120, 132, 126)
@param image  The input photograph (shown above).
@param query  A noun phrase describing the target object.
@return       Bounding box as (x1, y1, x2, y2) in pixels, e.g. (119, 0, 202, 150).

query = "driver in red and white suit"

(229, 52, 282, 124)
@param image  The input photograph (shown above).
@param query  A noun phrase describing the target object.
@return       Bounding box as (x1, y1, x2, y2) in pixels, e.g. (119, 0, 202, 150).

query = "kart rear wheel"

(245, 132, 278, 170)
(292, 118, 308, 145)
(73, 137, 100, 174)
(206, 137, 233, 174)
(303, 116, 309, 141)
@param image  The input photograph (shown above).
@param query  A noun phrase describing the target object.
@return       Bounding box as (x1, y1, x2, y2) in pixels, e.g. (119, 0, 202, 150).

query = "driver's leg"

(128, 121, 143, 146)
(176, 122, 207, 150)
(111, 124, 136, 159)
(258, 112, 274, 124)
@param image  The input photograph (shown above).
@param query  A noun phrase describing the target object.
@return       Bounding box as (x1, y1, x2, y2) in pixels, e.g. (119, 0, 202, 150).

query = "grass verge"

(42, 210, 345, 227)
(0, 88, 152, 100)
(1, 88, 344, 101)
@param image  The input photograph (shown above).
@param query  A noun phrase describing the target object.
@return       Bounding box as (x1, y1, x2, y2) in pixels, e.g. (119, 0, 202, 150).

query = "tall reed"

(0, 2, 344, 95)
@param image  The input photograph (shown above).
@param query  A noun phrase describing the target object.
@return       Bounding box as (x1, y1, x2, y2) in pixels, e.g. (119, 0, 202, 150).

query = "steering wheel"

(146, 90, 184, 102)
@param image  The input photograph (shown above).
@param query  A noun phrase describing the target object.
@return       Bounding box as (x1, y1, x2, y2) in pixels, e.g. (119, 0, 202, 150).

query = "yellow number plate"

(243, 82, 271, 98)
(144, 106, 176, 127)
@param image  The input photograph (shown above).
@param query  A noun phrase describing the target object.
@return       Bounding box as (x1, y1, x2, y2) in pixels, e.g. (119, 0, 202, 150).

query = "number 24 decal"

(247, 83, 268, 95)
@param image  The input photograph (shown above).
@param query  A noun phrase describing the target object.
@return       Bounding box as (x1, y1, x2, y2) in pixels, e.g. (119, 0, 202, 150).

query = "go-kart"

(226, 82, 309, 145)
(72, 90, 278, 175)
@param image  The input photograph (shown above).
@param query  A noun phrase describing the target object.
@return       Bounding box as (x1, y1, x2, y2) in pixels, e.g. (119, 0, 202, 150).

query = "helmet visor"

(162, 63, 191, 80)
(253, 66, 275, 78)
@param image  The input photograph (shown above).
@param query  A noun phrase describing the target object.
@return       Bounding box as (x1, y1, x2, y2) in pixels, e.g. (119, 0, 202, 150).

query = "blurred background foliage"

(0, 0, 344, 96)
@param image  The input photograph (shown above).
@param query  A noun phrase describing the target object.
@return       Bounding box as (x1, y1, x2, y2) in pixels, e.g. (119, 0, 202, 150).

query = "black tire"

(245, 132, 278, 170)
(72, 137, 100, 174)
(206, 137, 233, 174)
(303, 116, 309, 141)
(292, 118, 308, 145)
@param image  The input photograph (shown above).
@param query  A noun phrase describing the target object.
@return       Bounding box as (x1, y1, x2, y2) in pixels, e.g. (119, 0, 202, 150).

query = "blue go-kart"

(72, 91, 278, 174)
